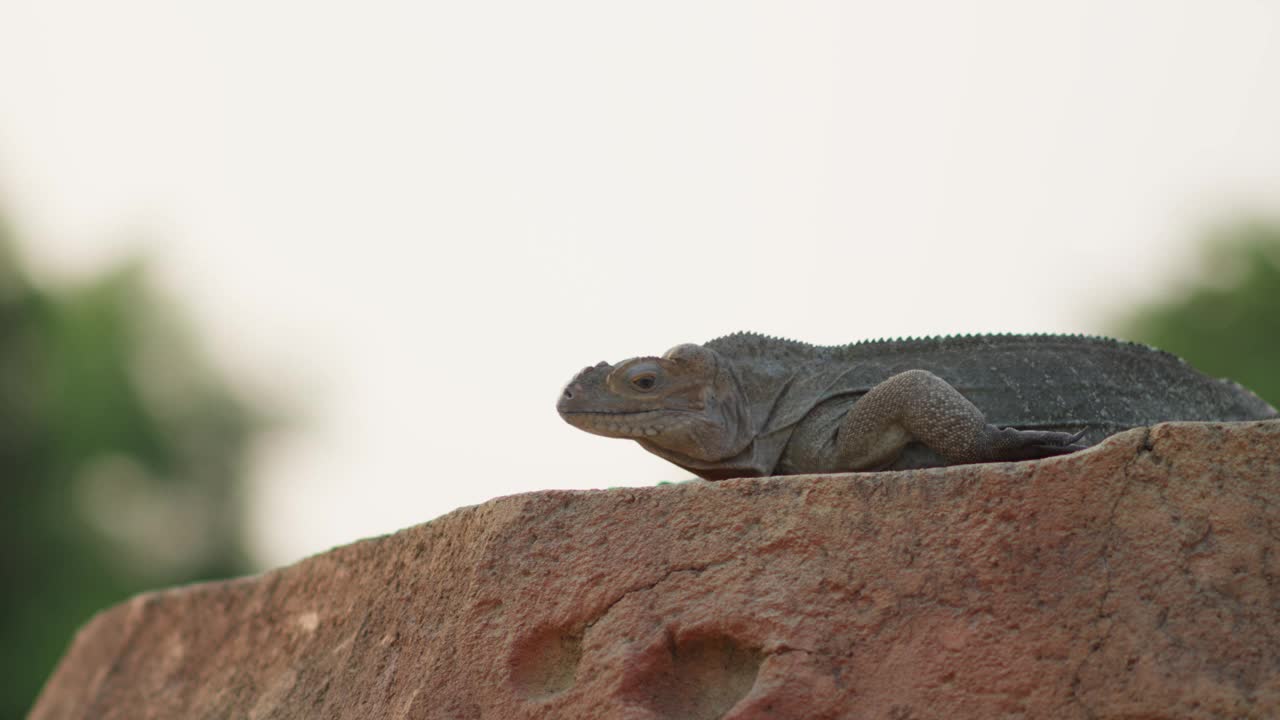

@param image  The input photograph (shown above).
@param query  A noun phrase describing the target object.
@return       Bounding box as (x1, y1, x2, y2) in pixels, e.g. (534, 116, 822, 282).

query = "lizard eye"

(630, 372, 657, 391)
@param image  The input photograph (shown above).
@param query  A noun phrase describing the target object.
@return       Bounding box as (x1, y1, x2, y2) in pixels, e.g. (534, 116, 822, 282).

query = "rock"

(30, 421, 1280, 720)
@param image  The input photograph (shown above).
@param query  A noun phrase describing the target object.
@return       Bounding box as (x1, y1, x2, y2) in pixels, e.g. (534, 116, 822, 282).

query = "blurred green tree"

(0, 217, 263, 718)
(1115, 219, 1280, 408)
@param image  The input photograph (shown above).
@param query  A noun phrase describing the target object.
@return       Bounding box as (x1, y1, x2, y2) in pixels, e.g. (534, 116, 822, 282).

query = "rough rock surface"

(31, 421, 1280, 720)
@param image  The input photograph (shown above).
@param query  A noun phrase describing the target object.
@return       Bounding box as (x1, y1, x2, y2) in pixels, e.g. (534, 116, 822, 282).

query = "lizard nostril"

(563, 387, 574, 399)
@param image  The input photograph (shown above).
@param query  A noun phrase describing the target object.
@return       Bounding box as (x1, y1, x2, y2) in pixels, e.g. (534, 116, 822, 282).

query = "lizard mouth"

(559, 409, 694, 438)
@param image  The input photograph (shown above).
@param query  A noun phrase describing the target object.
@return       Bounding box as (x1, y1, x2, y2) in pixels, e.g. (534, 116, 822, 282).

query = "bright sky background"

(1, 1, 1278, 566)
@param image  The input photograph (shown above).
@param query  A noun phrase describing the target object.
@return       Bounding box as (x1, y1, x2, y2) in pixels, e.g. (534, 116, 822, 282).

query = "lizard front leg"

(833, 369, 1085, 470)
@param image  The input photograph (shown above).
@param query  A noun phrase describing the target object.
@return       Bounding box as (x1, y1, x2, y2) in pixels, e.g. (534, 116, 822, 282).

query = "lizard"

(556, 332, 1278, 480)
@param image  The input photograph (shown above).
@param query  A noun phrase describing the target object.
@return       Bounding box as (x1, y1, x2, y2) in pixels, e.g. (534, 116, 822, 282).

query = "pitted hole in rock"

(509, 626, 583, 699)
(632, 634, 762, 720)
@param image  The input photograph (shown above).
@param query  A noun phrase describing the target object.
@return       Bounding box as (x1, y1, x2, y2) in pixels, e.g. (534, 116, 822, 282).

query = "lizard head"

(557, 343, 751, 462)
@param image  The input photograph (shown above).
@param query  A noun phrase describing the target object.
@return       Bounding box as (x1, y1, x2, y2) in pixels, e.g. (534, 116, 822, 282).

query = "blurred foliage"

(0, 217, 263, 718)
(1115, 219, 1280, 408)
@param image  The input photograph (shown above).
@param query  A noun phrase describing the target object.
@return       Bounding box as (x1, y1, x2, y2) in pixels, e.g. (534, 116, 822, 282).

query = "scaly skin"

(557, 332, 1277, 480)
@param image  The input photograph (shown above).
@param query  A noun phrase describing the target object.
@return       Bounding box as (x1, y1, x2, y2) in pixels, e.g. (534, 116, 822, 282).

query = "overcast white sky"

(1, 1, 1277, 566)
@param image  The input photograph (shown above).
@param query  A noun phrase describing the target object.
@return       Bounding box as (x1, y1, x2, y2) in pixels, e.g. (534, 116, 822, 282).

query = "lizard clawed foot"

(981, 426, 1089, 462)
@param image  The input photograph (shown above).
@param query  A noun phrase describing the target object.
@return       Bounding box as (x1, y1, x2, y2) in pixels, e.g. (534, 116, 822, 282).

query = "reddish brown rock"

(31, 421, 1280, 720)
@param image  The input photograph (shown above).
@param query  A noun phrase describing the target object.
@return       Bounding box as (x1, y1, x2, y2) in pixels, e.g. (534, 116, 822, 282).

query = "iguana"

(556, 332, 1277, 479)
